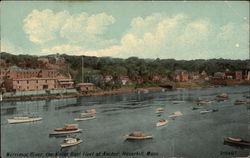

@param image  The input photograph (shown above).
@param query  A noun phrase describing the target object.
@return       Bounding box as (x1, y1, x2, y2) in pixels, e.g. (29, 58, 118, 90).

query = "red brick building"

(5, 78, 57, 92)
(0, 66, 74, 92)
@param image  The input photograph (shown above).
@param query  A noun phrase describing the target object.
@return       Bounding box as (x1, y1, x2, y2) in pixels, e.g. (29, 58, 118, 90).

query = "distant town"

(0, 52, 249, 99)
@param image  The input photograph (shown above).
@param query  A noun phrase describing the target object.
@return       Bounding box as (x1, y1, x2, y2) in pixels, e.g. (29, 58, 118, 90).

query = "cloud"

(23, 9, 69, 44)
(85, 13, 213, 59)
(23, 10, 115, 45)
(60, 12, 115, 43)
(84, 13, 248, 59)
(36, 12, 248, 60)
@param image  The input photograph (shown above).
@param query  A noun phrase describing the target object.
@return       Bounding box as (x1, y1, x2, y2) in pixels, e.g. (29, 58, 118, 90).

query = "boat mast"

(82, 56, 84, 83)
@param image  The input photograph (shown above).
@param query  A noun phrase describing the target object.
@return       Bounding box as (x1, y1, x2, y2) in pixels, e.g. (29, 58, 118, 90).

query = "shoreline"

(1, 85, 215, 102)
(1, 81, 249, 102)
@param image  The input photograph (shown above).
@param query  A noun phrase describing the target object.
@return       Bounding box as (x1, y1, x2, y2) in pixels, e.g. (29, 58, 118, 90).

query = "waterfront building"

(5, 78, 57, 92)
(76, 83, 95, 92)
(0, 66, 74, 92)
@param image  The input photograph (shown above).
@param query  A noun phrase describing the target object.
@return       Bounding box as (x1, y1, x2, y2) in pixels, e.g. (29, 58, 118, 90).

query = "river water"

(1, 85, 250, 158)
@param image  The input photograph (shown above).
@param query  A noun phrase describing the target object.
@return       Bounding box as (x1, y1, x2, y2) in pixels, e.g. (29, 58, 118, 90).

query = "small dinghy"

(212, 109, 218, 112)
(216, 93, 229, 99)
(81, 109, 97, 115)
(172, 101, 185, 104)
(156, 119, 168, 127)
(234, 100, 250, 105)
(200, 110, 212, 114)
(124, 132, 153, 140)
(74, 116, 96, 121)
(196, 100, 211, 105)
(224, 137, 250, 147)
(60, 138, 83, 148)
(169, 111, 183, 118)
(49, 124, 82, 135)
(155, 108, 165, 113)
(192, 106, 202, 110)
(8, 116, 42, 124)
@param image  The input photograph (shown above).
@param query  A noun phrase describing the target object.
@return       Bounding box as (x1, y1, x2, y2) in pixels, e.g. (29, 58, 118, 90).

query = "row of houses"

(212, 70, 250, 80)
(173, 70, 250, 82)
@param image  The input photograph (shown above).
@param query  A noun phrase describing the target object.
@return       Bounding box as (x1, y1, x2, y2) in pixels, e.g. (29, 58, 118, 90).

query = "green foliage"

(1, 52, 250, 90)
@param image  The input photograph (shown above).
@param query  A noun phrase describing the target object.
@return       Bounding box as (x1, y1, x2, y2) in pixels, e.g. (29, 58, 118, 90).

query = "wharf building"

(0, 66, 74, 92)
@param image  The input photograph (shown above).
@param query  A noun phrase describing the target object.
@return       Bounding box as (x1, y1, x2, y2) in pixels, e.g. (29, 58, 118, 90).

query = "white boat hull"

(80, 112, 97, 115)
(49, 129, 82, 135)
(74, 116, 96, 121)
(155, 111, 164, 114)
(200, 110, 212, 114)
(8, 117, 43, 124)
(125, 135, 153, 140)
(156, 121, 168, 127)
(60, 140, 83, 148)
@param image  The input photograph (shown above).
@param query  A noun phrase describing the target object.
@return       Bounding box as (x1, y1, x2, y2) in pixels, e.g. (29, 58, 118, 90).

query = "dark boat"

(212, 109, 218, 112)
(224, 137, 250, 147)
(234, 100, 250, 105)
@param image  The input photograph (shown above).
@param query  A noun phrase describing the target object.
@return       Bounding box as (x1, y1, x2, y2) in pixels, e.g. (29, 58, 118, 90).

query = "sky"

(1, 1, 249, 60)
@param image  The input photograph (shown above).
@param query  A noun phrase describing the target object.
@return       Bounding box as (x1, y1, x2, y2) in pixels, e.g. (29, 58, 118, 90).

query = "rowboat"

(49, 124, 82, 135)
(169, 111, 183, 118)
(8, 116, 43, 124)
(155, 108, 165, 113)
(124, 132, 153, 140)
(172, 101, 185, 104)
(196, 100, 211, 105)
(216, 93, 229, 99)
(200, 110, 212, 114)
(81, 109, 97, 115)
(60, 138, 83, 148)
(74, 116, 96, 121)
(192, 106, 202, 110)
(224, 137, 250, 147)
(234, 100, 250, 105)
(156, 120, 168, 127)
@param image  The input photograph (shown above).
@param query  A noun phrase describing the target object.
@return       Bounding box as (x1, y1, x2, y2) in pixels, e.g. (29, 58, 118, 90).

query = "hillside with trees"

(1, 52, 250, 90)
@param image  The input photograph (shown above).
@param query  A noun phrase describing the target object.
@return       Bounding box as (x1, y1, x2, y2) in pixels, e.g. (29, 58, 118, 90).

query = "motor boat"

(168, 111, 183, 118)
(234, 100, 250, 105)
(215, 93, 228, 101)
(60, 138, 83, 148)
(49, 124, 82, 135)
(216, 93, 229, 99)
(156, 119, 168, 127)
(155, 108, 165, 113)
(8, 116, 42, 124)
(200, 110, 212, 114)
(124, 132, 153, 140)
(196, 100, 211, 105)
(74, 116, 96, 121)
(81, 109, 97, 115)
(192, 106, 202, 110)
(172, 101, 185, 104)
(224, 137, 250, 147)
